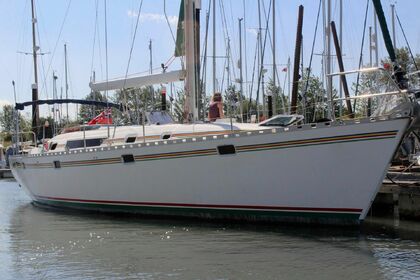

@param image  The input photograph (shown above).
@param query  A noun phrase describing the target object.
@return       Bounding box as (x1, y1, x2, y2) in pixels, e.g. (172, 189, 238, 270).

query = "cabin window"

(161, 134, 171, 140)
(126, 136, 137, 143)
(50, 143, 58, 150)
(217, 145, 236, 155)
(66, 138, 104, 150)
(121, 154, 135, 163)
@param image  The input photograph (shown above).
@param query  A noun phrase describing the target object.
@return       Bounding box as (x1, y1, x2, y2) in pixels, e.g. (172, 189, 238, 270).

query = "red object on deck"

(88, 109, 113, 125)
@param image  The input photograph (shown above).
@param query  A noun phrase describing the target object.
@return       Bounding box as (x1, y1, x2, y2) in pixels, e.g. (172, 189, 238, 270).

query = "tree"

(0, 105, 14, 132)
(266, 78, 289, 115)
(0, 105, 32, 142)
(112, 86, 164, 125)
(172, 89, 186, 123)
(354, 47, 420, 118)
(79, 91, 107, 123)
(298, 68, 338, 122)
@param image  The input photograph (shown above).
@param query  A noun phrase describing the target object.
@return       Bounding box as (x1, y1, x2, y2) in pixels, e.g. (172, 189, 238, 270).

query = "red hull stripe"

(35, 195, 362, 214)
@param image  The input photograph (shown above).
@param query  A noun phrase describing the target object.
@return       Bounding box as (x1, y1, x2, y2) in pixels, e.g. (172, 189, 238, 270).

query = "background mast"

(31, 0, 39, 135)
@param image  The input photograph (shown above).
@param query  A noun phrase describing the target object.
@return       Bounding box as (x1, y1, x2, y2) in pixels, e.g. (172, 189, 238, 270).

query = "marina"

(7, 0, 420, 226)
(1, 179, 420, 279)
(1, 0, 420, 278)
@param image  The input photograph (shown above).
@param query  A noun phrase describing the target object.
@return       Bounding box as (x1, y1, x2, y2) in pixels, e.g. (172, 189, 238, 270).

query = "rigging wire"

(200, 2, 212, 119)
(163, 0, 184, 69)
(121, 0, 144, 113)
(243, 0, 249, 100)
(248, 33, 260, 115)
(90, 0, 100, 76)
(255, 0, 272, 117)
(395, 9, 419, 72)
(218, 0, 237, 85)
(260, 0, 286, 112)
(302, 0, 322, 121)
(104, 0, 111, 137)
(354, 0, 370, 101)
(41, 0, 72, 93)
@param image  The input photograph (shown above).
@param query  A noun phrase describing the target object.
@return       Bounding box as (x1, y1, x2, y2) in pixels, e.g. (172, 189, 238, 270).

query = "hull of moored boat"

(10, 117, 409, 225)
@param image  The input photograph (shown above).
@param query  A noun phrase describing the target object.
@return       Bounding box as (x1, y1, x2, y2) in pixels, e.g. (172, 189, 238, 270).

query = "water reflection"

(1, 181, 420, 280)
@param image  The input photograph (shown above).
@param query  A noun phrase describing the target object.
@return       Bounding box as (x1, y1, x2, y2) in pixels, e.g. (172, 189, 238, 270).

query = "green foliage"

(0, 105, 14, 132)
(172, 89, 186, 123)
(354, 47, 420, 118)
(112, 86, 165, 125)
(0, 105, 33, 142)
(266, 78, 289, 115)
(79, 91, 107, 123)
(298, 69, 335, 122)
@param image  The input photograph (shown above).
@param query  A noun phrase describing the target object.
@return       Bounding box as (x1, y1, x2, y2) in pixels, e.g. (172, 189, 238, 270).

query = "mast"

(30, 0, 39, 135)
(149, 39, 154, 104)
(64, 43, 69, 121)
(271, 0, 276, 116)
(326, 0, 332, 119)
(372, 0, 406, 89)
(184, 0, 200, 122)
(238, 18, 244, 122)
(212, 0, 216, 93)
(391, 4, 396, 49)
(339, 0, 343, 108)
(52, 72, 58, 135)
(290, 5, 304, 115)
(373, 9, 379, 66)
(287, 56, 291, 114)
(331, 21, 353, 118)
(257, 0, 265, 118)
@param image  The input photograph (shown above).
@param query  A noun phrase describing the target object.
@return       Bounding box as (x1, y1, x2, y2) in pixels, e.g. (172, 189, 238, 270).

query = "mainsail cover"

(175, 0, 185, 57)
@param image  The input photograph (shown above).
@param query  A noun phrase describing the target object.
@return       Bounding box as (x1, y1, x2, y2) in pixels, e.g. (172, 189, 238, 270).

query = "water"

(1, 180, 420, 280)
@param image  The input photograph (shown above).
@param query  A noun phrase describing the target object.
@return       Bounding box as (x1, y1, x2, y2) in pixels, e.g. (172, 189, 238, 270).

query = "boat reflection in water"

(7, 200, 420, 279)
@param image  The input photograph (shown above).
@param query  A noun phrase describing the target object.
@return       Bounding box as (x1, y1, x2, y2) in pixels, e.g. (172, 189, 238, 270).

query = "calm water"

(1, 180, 420, 280)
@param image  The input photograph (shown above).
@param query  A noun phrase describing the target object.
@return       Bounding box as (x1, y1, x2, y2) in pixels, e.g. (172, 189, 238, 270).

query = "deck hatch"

(121, 154, 135, 163)
(217, 145, 236, 155)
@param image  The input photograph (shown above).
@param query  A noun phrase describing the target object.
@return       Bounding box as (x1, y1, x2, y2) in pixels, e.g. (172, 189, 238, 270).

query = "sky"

(0, 0, 419, 119)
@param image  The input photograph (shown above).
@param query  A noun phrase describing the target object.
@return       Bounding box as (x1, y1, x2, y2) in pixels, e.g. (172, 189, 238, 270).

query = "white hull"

(11, 118, 409, 225)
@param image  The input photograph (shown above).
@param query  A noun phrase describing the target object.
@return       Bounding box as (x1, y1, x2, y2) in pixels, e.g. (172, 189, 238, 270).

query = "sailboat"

(9, 0, 419, 225)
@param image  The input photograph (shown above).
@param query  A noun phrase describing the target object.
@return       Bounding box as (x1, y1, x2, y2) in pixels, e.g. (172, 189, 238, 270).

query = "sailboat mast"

(31, 0, 39, 135)
(64, 43, 69, 120)
(272, 0, 276, 116)
(149, 39, 154, 104)
(184, 0, 200, 122)
(339, 0, 343, 107)
(238, 17, 244, 123)
(326, 0, 332, 119)
(212, 0, 216, 93)
(391, 4, 396, 49)
(373, 10, 379, 66)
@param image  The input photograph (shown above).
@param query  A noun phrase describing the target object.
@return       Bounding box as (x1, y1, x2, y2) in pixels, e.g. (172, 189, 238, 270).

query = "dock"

(371, 166, 420, 220)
